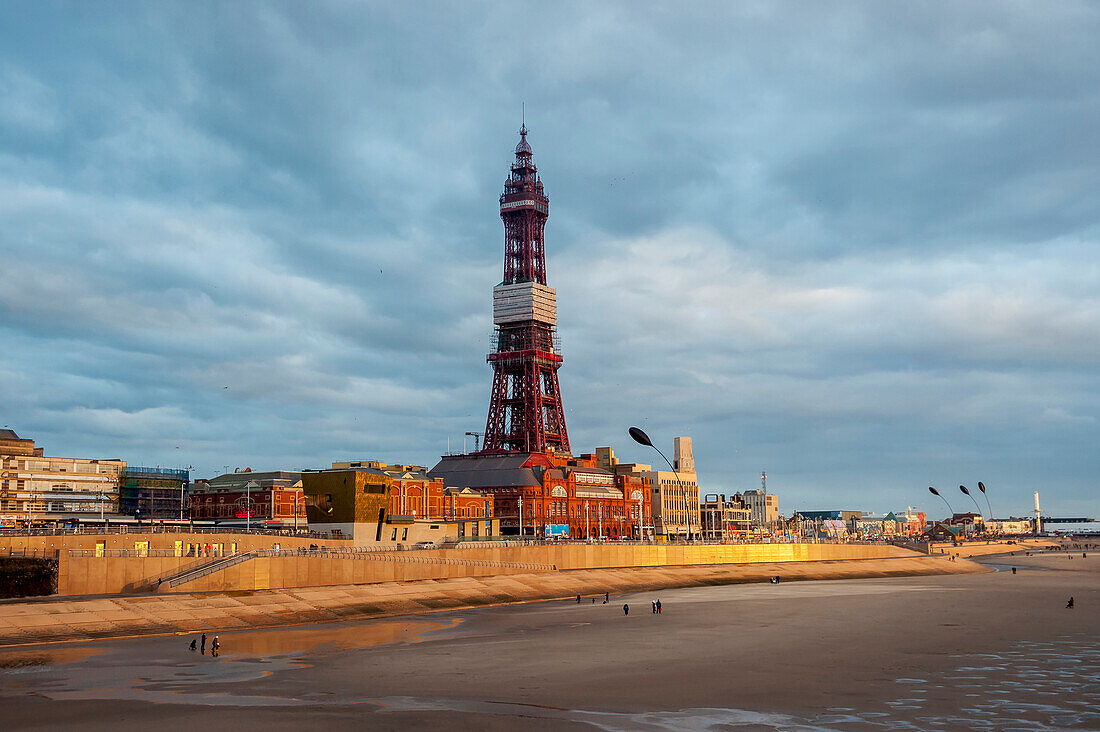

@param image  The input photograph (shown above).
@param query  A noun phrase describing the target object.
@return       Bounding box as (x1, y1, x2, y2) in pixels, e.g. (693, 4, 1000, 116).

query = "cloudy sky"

(2, 2, 1098, 519)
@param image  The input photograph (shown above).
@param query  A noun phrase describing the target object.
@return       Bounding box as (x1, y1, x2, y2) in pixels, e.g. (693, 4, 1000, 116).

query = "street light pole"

(928, 486, 954, 520)
(629, 427, 693, 544)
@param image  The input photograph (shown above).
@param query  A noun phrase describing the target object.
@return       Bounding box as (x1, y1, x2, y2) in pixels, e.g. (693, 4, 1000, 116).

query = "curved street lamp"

(630, 427, 694, 542)
(977, 481, 993, 521)
(959, 485, 984, 516)
(928, 486, 954, 518)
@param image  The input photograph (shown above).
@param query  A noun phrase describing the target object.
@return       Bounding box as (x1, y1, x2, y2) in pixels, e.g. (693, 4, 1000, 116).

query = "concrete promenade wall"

(59, 542, 916, 596)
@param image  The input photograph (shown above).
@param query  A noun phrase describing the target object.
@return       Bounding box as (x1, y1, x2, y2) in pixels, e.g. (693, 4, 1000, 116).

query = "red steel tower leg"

(483, 125, 570, 454)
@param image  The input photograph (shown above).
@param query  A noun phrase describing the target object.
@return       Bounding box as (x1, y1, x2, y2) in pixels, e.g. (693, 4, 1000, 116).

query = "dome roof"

(515, 124, 532, 155)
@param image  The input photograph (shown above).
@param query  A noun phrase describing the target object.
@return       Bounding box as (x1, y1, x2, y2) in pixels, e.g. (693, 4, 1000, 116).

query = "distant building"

(854, 508, 926, 539)
(944, 512, 984, 537)
(188, 470, 306, 527)
(986, 519, 1031, 535)
(120, 467, 189, 520)
(855, 513, 895, 538)
(742, 489, 779, 530)
(923, 523, 963, 542)
(794, 510, 861, 538)
(0, 429, 124, 523)
(303, 462, 498, 544)
(700, 493, 752, 541)
(889, 508, 927, 537)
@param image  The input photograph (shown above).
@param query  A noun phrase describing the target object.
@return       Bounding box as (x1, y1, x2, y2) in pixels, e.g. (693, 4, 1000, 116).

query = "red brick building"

(429, 452, 648, 539)
(189, 470, 307, 526)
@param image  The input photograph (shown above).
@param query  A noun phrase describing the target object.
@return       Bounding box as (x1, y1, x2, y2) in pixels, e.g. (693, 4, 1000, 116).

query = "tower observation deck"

(482, 125, 570, 454)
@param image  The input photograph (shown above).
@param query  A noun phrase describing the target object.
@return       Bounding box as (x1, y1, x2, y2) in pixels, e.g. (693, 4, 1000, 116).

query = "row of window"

(2, 501, 111, 512)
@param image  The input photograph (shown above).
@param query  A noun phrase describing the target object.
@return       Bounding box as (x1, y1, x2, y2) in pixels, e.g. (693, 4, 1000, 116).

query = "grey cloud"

(0, 1, 1097, 518)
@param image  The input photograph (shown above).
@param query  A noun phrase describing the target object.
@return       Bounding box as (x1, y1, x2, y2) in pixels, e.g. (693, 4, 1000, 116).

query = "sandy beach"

(1, 548, 1096, 730)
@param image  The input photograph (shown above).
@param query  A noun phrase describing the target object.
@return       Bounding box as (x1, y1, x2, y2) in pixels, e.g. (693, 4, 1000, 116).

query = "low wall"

(59, 542, 917, 596)
(0, 531, 351, 557)
(929, 538, 1055, 558)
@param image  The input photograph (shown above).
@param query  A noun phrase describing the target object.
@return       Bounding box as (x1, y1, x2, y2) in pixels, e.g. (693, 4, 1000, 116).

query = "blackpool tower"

(482, 125, 570, 454)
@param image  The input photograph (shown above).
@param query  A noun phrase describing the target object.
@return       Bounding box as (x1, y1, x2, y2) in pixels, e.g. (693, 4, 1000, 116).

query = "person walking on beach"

(576, 595, 581, 604)
(623, 604, 629, 615)
(604, 592, 609, 604)
(656, 599, 662, 614)
(212, 636, 220, 656)
(652, 600, 657, 614)
(201, 632, 207, 654)
(189, 638, 197, 652)
(1067, 597, 1075, 608)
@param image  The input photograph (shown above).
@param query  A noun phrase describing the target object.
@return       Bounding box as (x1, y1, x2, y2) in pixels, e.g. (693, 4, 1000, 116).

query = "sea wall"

(58, 542, 917, 596)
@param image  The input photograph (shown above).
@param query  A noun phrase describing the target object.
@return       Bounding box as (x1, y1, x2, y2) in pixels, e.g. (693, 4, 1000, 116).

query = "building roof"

(208, 470, 302, 488)
(0, 429, 20, 440)
(429, 453, 544, 488)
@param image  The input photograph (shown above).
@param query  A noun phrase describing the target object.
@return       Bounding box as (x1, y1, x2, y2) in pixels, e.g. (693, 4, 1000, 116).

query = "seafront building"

(0, 429, 124, 524)
(302, 462, 499, 544)
(700, 493, 753, 541)
(188, 470, 307, 528)
(429, 451, 644, 540)
(741, 488, 779, 530)
(944, 512, 985, 537)
(986, 519, 1031, 535)
(119, 466, 190, 520)
(855, 508, 927, 538)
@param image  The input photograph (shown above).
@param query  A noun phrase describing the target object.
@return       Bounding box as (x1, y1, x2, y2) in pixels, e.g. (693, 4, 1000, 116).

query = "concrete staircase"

(159, 551, 257, 590)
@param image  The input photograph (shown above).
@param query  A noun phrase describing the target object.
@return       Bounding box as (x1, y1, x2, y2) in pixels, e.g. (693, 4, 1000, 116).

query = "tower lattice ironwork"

(482, 125, 570, 454)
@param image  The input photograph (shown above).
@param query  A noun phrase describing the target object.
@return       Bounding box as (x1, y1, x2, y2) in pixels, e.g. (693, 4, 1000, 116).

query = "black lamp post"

(959, 485, 984, 516)
(977, 481, 993, 521)
(630, 427, 693, 542)
(928, 486, 953, 518)
(959, 485, 986, 536)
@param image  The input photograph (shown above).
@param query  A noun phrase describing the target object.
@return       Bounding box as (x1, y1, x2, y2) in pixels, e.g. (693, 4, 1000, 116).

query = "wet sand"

(1, 551, 1096, 730)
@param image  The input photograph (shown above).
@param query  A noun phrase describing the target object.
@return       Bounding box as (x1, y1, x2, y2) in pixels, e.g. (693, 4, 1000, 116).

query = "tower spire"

(483, 125, 569, 454)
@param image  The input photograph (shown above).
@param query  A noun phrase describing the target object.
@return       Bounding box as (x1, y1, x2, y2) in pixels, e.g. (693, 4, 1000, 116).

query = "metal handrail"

(163, 551, 258, 588)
